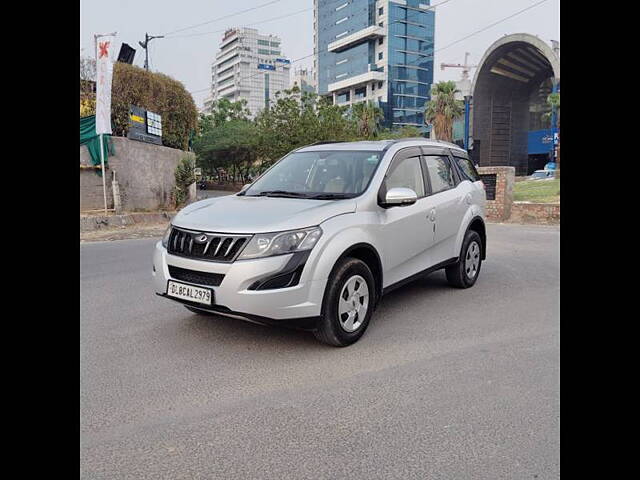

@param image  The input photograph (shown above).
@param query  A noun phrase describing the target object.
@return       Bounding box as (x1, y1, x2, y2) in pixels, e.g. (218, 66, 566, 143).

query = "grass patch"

(513, 178, 560, 203)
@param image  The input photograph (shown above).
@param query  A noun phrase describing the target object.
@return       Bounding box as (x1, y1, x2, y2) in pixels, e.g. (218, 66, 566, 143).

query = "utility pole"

(138, 33, 164, 71)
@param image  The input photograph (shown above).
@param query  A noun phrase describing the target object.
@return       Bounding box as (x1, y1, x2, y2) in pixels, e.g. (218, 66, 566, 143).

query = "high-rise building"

(292, 68, 316, 94)
(313, 0, 435, 132)
(204, 27, 291, 116)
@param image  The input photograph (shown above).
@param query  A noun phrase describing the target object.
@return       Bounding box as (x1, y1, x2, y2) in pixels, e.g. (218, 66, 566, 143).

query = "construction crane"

(439, 52, 478, 151)
(440, 52, 477, 82)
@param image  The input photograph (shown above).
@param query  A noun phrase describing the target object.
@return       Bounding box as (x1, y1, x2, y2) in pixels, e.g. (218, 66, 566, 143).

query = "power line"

(163, 0, 283, 37)
(190, 0, 549, 98)
(167, 8, 312, 39)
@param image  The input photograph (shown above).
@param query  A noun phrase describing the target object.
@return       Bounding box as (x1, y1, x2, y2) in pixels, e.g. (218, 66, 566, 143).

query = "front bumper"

(152, 241, 326, 328)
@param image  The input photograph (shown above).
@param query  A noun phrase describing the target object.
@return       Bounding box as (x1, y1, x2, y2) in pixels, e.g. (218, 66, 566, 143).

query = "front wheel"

(314, 257, 376, 347)
(445, 230, 483, 288)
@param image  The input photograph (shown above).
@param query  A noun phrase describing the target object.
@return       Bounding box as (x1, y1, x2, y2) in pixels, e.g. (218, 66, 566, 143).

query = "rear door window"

(424, 155, 456, 194)
(453, 155, 480, 182)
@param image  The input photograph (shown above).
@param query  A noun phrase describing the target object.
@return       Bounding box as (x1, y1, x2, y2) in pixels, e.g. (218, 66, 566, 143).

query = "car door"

(421, 152, 468, 264)
(378, 148, 435, 287)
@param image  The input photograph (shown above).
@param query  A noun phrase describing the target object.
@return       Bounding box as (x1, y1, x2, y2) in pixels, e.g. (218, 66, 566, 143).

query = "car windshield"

(243, 150, 382, 199)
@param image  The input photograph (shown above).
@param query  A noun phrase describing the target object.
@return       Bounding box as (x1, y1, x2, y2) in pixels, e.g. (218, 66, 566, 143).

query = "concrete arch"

(470, 34, 560, 175)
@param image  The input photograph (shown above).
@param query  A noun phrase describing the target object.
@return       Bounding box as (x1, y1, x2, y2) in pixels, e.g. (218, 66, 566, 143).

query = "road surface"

(80, 223, 559, 479)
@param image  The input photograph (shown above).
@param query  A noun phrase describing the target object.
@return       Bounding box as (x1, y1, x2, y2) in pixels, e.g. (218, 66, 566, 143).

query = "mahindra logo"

(193, 234, 208, 243)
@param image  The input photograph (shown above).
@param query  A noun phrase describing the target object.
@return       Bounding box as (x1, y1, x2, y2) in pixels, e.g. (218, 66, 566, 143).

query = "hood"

(172, 194, 356, 233)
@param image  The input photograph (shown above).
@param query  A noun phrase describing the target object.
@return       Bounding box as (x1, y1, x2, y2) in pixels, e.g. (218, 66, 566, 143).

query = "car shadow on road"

(175, 307, 325, 350)
(170, 271, 453, 350)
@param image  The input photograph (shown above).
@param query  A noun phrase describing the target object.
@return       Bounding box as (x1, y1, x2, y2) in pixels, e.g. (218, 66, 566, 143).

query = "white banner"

(95, 33, 116, 135)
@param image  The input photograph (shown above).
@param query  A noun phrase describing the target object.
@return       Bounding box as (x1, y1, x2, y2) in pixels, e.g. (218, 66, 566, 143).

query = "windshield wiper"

(306, 193, 354, 200)
(251, 190, 310, 198)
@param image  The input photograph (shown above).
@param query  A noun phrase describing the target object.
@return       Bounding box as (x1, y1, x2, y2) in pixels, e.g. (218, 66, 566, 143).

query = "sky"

(80, 0, 560, 109)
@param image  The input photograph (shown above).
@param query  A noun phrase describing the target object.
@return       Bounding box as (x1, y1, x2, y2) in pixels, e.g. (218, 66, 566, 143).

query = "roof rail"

(389, 137, 465, 150)
(309, 140, 346, 146)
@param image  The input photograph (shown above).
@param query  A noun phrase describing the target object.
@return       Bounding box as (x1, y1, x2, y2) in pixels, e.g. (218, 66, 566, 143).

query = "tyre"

(446, 230, 483, 288)
(314, 257, 376, 347)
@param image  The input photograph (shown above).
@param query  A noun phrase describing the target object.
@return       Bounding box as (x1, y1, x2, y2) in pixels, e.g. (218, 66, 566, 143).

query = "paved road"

(80, 224, 559, 479)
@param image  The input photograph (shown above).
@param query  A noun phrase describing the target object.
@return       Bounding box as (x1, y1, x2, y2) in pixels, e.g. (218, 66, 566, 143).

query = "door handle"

(428, 208, 436, 222)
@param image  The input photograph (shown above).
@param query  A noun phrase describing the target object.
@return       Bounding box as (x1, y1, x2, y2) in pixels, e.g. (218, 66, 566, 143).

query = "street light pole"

(139, 33, 164, 71)
(463, 95, 471, 151)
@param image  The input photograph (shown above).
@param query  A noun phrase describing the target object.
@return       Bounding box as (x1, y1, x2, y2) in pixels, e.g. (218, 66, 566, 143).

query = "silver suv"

(153, 139, 487, 346)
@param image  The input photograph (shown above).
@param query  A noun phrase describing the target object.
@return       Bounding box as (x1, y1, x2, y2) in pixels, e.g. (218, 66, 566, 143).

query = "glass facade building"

(314, 0, 434, 132)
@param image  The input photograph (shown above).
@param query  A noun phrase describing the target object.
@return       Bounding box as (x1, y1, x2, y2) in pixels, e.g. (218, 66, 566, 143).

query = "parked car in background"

(153, 139, 487, 346)
(530, 169, 556, 180)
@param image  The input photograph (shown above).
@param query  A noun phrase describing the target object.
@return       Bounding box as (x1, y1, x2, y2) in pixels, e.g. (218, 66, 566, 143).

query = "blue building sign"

(275, 58, 290, 64)
(257, 64, 276, 71)
(528, 129, 557, 155)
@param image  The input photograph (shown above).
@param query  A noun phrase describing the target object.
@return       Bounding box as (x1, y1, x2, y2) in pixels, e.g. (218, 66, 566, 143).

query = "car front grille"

(167, 227, 251, 262)
(168, 265, 225, 287)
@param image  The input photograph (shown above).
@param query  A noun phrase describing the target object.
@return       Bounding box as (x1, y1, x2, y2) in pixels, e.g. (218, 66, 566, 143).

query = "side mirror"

(384, 187, 417, 207)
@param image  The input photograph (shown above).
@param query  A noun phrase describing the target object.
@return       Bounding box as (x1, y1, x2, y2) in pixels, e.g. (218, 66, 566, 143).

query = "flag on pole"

(95, 33, 116, 135)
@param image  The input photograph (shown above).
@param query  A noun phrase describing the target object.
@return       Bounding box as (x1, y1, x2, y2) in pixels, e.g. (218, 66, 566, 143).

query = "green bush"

(111, 63, 198, 150)
(174, 155, 196, 207)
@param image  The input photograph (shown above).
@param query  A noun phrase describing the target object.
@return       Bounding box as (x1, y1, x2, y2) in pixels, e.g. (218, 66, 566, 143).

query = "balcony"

(328, 68, 385, 93)
(327, 25, 386, 53)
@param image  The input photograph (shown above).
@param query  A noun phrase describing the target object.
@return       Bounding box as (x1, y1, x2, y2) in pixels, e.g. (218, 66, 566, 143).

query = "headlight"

(238, 227, 322, 260)
(161, 225, 172, 248)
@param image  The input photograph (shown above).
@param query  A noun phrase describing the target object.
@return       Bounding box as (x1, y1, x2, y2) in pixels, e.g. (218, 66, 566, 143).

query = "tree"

(424, 81, 464, 142)
(350, 101, 384, 139)
(80, 54, 97, 117)
(192, 118, 258, 184)
(207, 98, 251, 126)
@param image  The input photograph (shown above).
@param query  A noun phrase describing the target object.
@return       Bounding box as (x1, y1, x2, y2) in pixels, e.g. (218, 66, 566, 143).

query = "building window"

(378, 22, 383, 27)
(379, 7, 384, 15)
(378, 82, 383, 89)
(257, 39, 269, 46)
(378, 37, 383, 46)
(372, 83, 376, 91)
(378, 52, 383, 60)
(355, 87, 366, 99)
(337, 91, 350, 103)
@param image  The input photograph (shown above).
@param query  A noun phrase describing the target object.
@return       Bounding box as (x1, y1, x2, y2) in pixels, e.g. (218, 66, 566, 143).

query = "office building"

(314, 0, 435, 131)
(205, 27, 291, 116)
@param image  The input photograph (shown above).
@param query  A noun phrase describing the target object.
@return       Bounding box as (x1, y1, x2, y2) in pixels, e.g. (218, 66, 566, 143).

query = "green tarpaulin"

(80, 115, 114, 176)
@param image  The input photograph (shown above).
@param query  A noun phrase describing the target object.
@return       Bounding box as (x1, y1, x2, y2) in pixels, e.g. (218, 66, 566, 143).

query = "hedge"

(110, 63, 198, 150)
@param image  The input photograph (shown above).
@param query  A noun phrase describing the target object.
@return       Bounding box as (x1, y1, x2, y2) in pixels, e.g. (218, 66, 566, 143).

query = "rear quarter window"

(453, 155, 480, 182)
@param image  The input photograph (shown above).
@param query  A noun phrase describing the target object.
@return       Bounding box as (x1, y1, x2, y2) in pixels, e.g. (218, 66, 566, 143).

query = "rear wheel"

(446, 230, 483, 288)
(314, 257, 375, 347)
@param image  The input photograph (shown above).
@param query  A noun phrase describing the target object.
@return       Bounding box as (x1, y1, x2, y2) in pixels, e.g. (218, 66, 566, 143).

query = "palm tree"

(424, 81, 464, 142)
(351, 101, 384, 139)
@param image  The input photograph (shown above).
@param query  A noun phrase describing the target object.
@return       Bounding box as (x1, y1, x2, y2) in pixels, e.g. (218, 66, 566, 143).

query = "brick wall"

(508, 203, 560, 225)
(477, 166, 515, 222)
(80, 137, 195, 212)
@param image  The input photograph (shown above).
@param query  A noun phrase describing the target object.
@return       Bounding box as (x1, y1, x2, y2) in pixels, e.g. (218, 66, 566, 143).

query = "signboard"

(527, 129, 554, 155)
(128, 105, 162, 145)
(257, 63, 276, 71)
(95, 33, 116, 134)
(146, 111, 162, 136)
(275, 58, 291, 64)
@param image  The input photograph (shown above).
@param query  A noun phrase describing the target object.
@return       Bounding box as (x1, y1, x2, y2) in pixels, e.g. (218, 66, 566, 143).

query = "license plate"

(166, 280, 213, 305)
